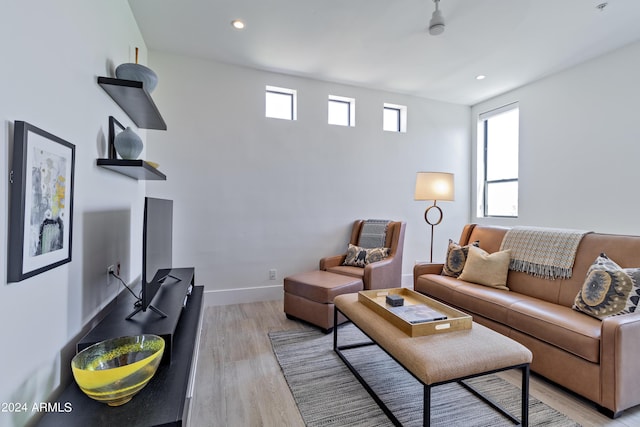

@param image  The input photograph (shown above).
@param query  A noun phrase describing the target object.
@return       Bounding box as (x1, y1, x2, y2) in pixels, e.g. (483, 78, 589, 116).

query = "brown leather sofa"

(414, 223, 640, 418)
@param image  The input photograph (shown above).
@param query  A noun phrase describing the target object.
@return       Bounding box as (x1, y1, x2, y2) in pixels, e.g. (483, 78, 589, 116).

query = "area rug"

(269, 324, 580, 427)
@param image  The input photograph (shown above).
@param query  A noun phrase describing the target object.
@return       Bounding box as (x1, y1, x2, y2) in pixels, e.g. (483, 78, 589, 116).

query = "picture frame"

(7, 121, 76, 282)
(108, 115, 124, 159)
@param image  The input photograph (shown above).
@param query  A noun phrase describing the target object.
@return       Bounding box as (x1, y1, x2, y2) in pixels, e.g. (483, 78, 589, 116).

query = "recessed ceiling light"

(476, 75, 486, 80)
(231, 19, 245, 30)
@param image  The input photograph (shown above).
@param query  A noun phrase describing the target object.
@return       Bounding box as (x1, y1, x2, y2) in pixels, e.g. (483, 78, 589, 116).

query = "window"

(383, 103, 407, 132)
(265, 86, 297, 120)
(478, 103, 519, 217)
(328, 95, 355, 127)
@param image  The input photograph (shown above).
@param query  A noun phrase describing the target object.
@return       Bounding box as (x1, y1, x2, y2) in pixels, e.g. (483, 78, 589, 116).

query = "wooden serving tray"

(358, 288, 472, 337)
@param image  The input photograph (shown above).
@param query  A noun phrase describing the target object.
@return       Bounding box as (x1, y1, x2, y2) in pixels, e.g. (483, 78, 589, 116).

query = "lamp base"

(424, 202, 443, 263)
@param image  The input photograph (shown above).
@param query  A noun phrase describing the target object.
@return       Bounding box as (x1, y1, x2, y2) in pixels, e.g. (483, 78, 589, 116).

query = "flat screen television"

(126, 197, 180, 320)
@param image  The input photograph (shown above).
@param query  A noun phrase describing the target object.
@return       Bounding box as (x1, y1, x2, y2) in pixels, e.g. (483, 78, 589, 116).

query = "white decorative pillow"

(573, 253, 640, 320)
(458, 246, 511, 290)
(343, 244, 390, 267)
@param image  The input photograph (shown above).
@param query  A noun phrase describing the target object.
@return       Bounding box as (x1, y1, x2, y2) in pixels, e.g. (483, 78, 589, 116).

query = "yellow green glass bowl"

(71, 334, 165, 406)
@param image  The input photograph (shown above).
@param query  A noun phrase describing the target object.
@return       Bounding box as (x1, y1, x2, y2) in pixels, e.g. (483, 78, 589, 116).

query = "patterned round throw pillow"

(442, 239, 479, 277)
(573, 253, 640, 319)
(343, 244, 390, 267)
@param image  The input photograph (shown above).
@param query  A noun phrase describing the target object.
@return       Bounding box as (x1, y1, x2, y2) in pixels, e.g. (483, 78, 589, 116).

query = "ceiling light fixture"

(231, 19, 245, 30)
(476, 75, 486, 80)
(429, 0, 445, 36)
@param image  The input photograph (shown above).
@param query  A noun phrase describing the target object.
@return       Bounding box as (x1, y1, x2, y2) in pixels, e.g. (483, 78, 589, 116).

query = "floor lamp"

(414, 172, 454, 263)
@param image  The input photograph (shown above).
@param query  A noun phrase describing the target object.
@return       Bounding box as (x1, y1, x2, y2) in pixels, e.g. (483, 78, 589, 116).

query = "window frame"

(383, 103, 407, 133)
(265, 85, 297, 121)
(478, 103, 519, 218)
(328, 95, 355, 127)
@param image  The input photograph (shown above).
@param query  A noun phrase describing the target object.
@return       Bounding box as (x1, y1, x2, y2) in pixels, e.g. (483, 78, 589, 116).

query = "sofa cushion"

(508, 299, 601, 363)
(573, 253, 640, 319)
(326, 265, 365, 279)
(415, 274, 527, 325)
(458, 246, 511, 290)
(415, 273, 602, 363)
(343, 244, 390, 267)
(442, 239, 479, 277)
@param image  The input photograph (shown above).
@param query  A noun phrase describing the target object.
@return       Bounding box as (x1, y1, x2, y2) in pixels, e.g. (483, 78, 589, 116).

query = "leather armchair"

(320, 220, 406, 290)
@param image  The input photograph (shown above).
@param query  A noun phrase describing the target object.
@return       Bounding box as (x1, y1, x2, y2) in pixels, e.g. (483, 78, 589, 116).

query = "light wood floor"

(190, 300, 640, 427)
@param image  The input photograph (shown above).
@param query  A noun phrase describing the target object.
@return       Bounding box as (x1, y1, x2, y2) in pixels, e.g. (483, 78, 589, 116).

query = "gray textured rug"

(269, 324, 581, 427)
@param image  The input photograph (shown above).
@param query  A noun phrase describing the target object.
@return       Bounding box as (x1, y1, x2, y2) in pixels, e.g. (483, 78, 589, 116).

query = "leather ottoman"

(284, 270, 363, 333)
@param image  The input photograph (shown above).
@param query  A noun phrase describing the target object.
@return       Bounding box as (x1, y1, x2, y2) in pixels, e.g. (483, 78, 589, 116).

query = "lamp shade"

(414, 172, 454, 201)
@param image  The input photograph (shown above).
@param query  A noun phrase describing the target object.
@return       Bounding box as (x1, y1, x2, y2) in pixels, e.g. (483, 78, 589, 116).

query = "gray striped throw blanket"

(499, 226, 591, 279)
(358, 219, 391, 248)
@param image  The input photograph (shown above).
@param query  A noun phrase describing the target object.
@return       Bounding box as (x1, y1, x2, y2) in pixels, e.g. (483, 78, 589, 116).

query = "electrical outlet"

(107, 265, 114, 286)
(116, 262, 121, 276)
(269, 269, 277, 280)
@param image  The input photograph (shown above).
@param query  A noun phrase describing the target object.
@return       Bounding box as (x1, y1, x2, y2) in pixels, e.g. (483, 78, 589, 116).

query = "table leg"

(333, 305, 338, 351)
(521, 364, 530, 427)
(424, 384, 431, 427)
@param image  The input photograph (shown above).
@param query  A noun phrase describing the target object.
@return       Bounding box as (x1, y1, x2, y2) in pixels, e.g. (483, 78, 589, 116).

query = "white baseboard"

(203, 284, 284, 306)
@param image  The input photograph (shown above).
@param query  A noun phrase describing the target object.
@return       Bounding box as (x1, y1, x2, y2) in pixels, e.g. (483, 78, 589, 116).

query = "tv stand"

(37, 268, 202, 427)
(127, 269, 184, 320)
(125, 303, 168, 320)
(159, 273, 181, 283)
(80, 268, 195, 363)
(125, 268, 183, 320)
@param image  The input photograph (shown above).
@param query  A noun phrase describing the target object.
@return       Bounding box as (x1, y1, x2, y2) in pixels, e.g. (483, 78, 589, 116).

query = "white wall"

(471, 41, 640, 235)
(1, 4, 635, 425)
(146, 52, 471, 303)
(0, 2, 148, 426)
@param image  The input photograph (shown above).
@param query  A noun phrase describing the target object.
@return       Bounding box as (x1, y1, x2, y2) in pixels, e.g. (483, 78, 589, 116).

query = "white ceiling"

(127, 0, 640, 105)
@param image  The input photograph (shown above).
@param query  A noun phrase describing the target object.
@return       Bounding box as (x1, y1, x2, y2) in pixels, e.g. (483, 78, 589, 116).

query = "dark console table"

(37, 268, 203, 427)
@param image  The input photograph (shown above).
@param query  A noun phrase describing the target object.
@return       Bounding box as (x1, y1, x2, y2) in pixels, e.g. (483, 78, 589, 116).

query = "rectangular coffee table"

(333, 290, 533, 427)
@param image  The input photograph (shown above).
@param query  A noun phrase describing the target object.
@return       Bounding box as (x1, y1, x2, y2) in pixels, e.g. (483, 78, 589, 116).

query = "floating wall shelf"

(97, 159, 166, 181)
(98, 77, 167, 130)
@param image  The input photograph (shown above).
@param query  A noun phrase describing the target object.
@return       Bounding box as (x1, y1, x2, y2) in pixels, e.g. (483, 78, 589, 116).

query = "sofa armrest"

(600, 312, 640, 415)
(319, 255, 345, 270)
(413, 263, 444, 288)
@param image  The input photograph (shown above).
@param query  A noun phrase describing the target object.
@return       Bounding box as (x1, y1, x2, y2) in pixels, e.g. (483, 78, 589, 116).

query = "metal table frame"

(333, 306, 530, 427)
